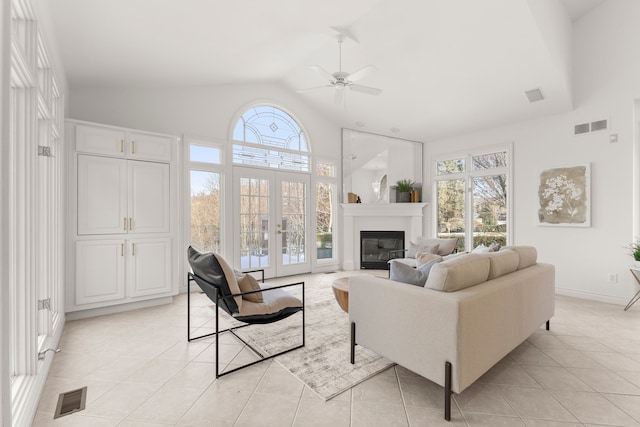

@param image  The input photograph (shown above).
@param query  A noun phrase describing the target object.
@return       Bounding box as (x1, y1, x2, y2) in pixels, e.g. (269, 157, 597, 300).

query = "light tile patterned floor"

(34, 272, 640, 426)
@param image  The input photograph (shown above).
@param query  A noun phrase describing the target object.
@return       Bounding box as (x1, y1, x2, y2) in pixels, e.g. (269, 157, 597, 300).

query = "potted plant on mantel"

(396, 179, 414, 203)
(630, 241, 640, 268)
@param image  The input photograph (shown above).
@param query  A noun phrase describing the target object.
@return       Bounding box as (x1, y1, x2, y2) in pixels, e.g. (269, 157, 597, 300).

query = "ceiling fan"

(297, 33, 383, 105)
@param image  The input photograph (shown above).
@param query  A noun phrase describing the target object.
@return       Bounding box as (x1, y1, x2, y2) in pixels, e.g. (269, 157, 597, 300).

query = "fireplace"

(360, 231, 405, 269)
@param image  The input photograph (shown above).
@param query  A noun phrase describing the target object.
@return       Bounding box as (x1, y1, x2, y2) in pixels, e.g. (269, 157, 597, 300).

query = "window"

(187, 138, 224, 253)
(232, 105, 310, 172)
(434, 147, 511, 251)
(315, 162, 336, 261)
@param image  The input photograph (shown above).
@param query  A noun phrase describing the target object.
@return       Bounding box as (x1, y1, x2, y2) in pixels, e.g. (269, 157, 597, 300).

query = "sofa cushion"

(407, 242, 439, 258)
(425, 253, 490, 292)
(486, 250, 520, 280)
(416, 237, 458, 256)
(390, 256, 442, 286)
(501, 246, 537, 269)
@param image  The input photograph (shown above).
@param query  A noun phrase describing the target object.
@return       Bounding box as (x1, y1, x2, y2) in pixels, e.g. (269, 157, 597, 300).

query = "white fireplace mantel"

(341, 203, 427, 271)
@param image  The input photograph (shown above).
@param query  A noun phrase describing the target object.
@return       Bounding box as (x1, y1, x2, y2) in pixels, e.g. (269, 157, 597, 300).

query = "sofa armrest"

(349, 274, 461, 389)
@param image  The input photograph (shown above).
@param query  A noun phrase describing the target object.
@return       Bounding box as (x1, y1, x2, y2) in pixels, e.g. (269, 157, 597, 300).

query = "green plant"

(396, 179, 414, 193)
(630, 241, 640, 261)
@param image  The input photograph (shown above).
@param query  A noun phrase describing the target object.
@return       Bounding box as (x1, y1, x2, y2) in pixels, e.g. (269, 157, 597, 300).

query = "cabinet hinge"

(38, 298, 51, 310)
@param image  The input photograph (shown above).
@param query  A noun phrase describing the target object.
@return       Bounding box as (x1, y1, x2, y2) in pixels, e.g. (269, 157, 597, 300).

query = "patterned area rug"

(219, 274, 394, 400)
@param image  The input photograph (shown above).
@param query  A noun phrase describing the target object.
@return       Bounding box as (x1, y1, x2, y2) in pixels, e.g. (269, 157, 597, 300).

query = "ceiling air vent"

(574, 119, 609, 136)
(524, 88, 544, 103)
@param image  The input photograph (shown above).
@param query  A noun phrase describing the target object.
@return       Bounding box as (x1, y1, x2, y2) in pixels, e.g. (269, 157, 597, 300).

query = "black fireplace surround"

(360, 230, 405, 269)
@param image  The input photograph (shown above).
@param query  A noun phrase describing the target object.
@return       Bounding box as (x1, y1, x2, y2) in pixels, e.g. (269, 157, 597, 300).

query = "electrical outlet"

(608, 273, 617, 283)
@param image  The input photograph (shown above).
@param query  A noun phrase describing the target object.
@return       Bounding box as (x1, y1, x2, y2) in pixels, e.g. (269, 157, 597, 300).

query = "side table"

(626, 269, 640, 311)
(331, 277, 349, 313)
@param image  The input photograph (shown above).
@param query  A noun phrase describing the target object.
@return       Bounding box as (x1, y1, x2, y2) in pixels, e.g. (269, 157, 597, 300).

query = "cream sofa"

(349, 246, 555, 421)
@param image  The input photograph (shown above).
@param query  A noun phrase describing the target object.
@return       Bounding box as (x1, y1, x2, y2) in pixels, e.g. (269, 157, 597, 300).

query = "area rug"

(217, 274, 394, 400)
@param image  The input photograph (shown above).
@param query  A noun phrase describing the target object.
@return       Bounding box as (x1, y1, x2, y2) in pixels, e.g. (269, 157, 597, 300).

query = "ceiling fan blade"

(334, 87, 345, 105)
(350, 84, 383, 96)
(310, 65, 337, 82)
(348, 65, 376, 82)
(297, 85, 332, 93)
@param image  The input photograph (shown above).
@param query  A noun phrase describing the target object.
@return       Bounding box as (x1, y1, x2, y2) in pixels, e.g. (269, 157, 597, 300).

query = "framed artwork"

(537, 163, 591, 227)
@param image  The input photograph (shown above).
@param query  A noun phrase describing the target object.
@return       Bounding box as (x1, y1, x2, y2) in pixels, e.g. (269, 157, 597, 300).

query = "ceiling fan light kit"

(297, 32, 383, 105)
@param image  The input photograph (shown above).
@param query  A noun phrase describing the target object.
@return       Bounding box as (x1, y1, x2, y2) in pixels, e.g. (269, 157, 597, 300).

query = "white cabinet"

(75, 240, 126, 305)
(75, 238, 171, 307)
(69, 120, 178, 314)
(76, 124, 173, 162)
(77, 155, 170, 235)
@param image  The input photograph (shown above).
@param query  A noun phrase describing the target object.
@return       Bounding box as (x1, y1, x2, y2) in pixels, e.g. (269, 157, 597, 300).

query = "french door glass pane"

(240, 177, 269, 269)
(473, 175, 507, 247)
(316, 182, 334, 259)
(281, 180, 306, 265)
(190, 170, 221, 253)
(437, 179, 466, 251)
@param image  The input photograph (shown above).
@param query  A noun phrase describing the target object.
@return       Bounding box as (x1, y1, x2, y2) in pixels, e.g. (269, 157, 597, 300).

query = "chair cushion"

(425, 253, 490, 292)
(237, 274, 264, 303)
(389, 256, 442, 286)
(187, 246, 242, 312)
(237, 287, 302, 316)
(416, 237, 458, 256)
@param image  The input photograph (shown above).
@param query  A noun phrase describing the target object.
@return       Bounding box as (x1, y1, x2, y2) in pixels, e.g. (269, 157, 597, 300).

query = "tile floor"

(34, 271, 640, 426)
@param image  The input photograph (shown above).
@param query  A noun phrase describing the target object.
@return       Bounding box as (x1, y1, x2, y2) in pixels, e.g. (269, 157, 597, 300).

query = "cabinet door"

(75, 240, 126, 305)
(78, 155, 128, 235)
(128, 132, 173, 162)
(128, 160, 170, 233)
(76, 125, 126, 157)
(128, 238, 171, 297)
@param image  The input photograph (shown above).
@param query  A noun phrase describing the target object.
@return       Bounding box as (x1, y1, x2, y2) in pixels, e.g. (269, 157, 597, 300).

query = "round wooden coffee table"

(331, 277, 349, 313)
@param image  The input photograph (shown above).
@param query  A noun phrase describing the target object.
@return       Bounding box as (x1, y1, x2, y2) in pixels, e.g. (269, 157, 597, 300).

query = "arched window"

(232, 105, 310, 172)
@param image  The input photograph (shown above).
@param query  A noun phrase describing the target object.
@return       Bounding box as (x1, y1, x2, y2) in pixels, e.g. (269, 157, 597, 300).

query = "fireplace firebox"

(360, 231, 405, 269)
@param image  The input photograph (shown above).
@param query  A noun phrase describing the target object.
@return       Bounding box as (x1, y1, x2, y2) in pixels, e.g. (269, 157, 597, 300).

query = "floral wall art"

(537, 164, 591, 227)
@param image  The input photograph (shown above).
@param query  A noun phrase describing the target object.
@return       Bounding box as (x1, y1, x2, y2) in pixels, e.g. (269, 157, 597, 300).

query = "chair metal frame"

(187, 270, 305, 378)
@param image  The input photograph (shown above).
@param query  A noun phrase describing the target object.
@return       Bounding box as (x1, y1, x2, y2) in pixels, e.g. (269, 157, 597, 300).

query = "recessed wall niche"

(342, 129, 423, 204)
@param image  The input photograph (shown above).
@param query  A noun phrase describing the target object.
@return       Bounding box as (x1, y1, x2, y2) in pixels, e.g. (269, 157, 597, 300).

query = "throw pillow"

(389, 257, 442, 286)
(237, 274, 264, 303)
(407, 242, 439, 258)
(416, 252, 441, 267)
(471, 243, 491, 254)
(489, 242, 501, 252)
(415, 237, 458, 256)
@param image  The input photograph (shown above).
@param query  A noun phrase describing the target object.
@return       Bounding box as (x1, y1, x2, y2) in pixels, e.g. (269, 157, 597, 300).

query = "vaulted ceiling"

(48, 0, 605, 142)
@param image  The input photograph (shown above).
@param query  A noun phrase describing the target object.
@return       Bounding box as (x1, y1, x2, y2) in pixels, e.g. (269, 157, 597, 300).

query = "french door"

(233, 167, 310, 278)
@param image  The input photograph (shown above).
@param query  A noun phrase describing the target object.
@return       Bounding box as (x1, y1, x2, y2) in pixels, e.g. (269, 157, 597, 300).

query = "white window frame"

(183, 136, 226, 287)
(432, 143, 513, 251)
(313, 159, 339, 269)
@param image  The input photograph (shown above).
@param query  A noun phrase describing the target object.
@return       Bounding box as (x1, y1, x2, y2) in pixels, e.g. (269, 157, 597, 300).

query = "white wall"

(424, 1, 640, 305)
(69, 82, 340, 160)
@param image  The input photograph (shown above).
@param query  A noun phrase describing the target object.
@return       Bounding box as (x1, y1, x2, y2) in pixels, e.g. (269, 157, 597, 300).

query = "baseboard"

(65, 296, 173, 321)
(556, 287, 628, 306)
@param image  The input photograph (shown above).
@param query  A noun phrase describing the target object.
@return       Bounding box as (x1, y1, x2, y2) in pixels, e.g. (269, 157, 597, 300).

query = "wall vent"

(54, 387, 87, 419)
(574, 119, 609, 136)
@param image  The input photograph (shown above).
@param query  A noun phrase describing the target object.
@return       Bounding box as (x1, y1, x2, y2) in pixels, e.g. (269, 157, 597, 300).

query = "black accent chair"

(187, 246, 305, 377)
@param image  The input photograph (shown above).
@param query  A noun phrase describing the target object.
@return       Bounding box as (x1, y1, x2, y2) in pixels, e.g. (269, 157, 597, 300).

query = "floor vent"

(54, 387, 87, 419)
